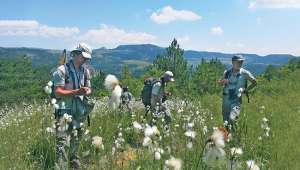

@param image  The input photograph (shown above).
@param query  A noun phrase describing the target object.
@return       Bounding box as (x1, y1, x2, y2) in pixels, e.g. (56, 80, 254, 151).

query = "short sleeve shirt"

(224, 68, 256, 95)
(52, 61, 91, 127)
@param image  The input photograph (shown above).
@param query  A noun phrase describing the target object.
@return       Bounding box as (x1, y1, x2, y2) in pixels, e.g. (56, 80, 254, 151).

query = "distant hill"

(0, 44, 297, 76)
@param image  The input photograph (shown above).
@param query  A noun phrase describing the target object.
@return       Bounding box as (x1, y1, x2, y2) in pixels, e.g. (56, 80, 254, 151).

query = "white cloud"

(0, 20, 79, 37)
(248, 2, 257, 9)
(177, 36, 190, 44)
(77, 24, 157, 48)
(248, 0, 300, 9)
(211, 26, 223, 36)
(0, 20, 39, 29)
(150, 6, 202, 24)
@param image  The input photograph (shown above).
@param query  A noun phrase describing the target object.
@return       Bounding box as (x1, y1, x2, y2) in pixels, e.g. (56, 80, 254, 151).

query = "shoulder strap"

(64, 63, 76, 90)
(83, 66, 88, 87)
(225, 69, 232, 79)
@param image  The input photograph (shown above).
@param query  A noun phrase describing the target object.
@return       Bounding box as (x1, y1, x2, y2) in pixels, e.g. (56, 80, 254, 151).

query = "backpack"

(141, 77, 160, 106)
(224, 68, 250, 103)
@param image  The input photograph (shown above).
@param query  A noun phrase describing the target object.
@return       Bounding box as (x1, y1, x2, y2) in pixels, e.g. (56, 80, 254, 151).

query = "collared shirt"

(52, 60, 91, 127)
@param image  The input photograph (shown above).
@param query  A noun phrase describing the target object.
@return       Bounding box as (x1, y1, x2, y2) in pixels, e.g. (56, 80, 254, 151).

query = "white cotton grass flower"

(51, 98, 57, 105)
(165, 157, 182, 170)
(133, 121, 143, 130)
(187, 122, 194, 129)
(47, 81, 53, 87)
(142, 136, 152, 147)
(202, 145, 226, 168)
(44, 86, 52, 94)
(203, 125, 208, 135)
(186, 142, 193, 149)
(53, 104, 59, 109)
(109, 84, 122, 110)
(46, 127, 55, 133)
(211, 129, 225, 148)
(154, 151, 161, 160)
(230, 147, 243, 155)
(184, 130, 196, 139)
(144, 125, 160, 137)
(246, 160, 260, 170)
(92, 136, 104, 150)
(84, 129, 90, 135)
(72, 129, 78, 137)
(154, 147, 164, 154)
(104, 74, 119, 91)
(62, 113, 72, 123)
(224, 121, 228, 126)
(262, 117, 268, 123)
(237, 88, 243, 97)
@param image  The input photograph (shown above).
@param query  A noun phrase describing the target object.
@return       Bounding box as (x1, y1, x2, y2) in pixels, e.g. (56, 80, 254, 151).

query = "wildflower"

(230, 147, 243, 155)
(46, 127, 55, 133)
(51, 98, 57, 105)
(133, 121, 143, 130)
(165, 157, 182, 170)
(53, 104, 59, 109)
(44, 86, 52, 94)
(144, 125, 160, 137)
(92, 136, 104, 150)
(210, 128, 226, 148)
(224, 121, 228, 126)
(84, 129, 90, 135)
(187, 122, 194, 129)
(154, 151, 161, 160)
(203, 125, 208, 135)
(142, 136, 152, 147)
(246, 160, 260, 170)
(47, 81, 53, 87)
(154, 148, 164, 154)
(186, 142, 193, 149)
(202, 145, 226, 168)
(237, 88, 243, 97)
(184, 130, 196, 139)
(72, 129, 78, 137)
(262, 117, 268, 123)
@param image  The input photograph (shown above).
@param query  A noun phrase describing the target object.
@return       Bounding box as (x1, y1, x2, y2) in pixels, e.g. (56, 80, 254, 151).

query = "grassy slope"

(0, 71, 300, 169)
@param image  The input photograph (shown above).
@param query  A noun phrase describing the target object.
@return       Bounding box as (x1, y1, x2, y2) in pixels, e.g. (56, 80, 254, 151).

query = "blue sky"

(0, 0, 300, 55)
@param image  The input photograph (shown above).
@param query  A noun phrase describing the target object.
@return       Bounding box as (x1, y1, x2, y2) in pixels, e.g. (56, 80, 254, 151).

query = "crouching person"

(53, 43, 93, 169)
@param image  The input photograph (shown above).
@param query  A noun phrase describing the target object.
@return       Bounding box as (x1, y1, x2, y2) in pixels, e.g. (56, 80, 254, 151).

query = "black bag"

(83, 96, 95, 115)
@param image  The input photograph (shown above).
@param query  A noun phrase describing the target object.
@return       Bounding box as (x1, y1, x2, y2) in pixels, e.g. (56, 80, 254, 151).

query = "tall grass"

(0, 71, 300, 169)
